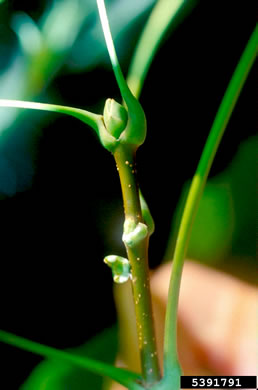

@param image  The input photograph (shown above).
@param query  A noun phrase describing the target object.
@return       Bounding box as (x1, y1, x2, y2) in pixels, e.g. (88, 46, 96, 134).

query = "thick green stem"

(163, 26, 257, 378)
(114, 144, 161, 386)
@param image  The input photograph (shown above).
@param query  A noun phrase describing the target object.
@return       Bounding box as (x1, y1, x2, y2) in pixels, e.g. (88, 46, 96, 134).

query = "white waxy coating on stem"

(122, 222, 148, 247)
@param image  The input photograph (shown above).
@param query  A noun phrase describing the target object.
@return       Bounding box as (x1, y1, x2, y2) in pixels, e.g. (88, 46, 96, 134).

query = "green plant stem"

(163, 26, 257, 377)
(0, 329, 143, 390)
(114, 144, 161, 386)
(97, 0, 160, 383)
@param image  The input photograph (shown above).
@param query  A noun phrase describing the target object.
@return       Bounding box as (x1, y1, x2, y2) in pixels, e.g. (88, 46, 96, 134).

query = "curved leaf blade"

(20, 326, 118, 390)
(0, 329, 142, 388)
(0, 99, 101, 133)
(127, 0, 198, 98)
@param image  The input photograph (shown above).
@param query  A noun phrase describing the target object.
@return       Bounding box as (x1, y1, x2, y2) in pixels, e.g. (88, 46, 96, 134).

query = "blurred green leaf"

(227, 136, 256, 257)
(166, 179, 234, 264)
(127, 0, 198, 98)
(20, 326, 118, 390)
(11, 12, 43, 56)
(0, 0, 155, 197)
(68, 0, 155, 70)
(164, 136, 256, 264)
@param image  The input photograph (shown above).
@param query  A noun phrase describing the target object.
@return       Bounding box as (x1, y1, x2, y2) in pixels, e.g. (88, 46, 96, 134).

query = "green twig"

(96, 0, 161, 385)
(163, 25, 257, 380)
(0, 329, 143, 389)
(114, 145, 161, 386)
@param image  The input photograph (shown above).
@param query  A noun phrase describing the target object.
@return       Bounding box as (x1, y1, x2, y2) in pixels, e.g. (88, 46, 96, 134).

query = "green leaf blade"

(20, 326, 118, 390)
(163, 25, 258, 377)
(0, 329, 142, 389)
(0, 99, 101, 133)
(127, 0, 198, 99)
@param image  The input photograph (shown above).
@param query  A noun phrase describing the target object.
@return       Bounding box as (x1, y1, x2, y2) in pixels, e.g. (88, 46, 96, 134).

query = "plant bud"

(103, 98, 128, 139)
(122, 221, 148, 247)
(104, 255, 131, 284)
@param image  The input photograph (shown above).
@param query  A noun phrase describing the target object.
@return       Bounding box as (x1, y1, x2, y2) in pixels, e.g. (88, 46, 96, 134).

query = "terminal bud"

(103, 98, 128, 139)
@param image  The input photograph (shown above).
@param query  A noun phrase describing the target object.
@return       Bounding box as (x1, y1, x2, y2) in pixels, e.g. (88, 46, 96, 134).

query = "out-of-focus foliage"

(0, 0, 155, 197)
(229, 136, 256, 258)
(20, 326, 118, 390)
(127, 0, 198, 98)
(165, 136, 257, 264)
(168, 178, 234, 263)
(68, 0, 157, 71)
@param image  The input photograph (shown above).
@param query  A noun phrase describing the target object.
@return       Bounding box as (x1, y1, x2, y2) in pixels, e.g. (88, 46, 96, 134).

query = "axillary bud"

(104, 255, 131, 284)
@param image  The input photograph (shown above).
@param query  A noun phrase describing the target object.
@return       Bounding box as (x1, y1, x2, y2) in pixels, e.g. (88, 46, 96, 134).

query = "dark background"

(0, 0, 256, 388)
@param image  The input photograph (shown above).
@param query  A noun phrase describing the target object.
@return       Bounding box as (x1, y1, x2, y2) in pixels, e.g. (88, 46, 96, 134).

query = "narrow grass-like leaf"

(0, 99, 101, 133)
(0, 329, 142, 389)
(96, 0, 130, 100)
(21, 326, 118, 390)
(0, 98, 122, 151)
(127, 0, 198, 98)
(163, 25, 258, 377)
